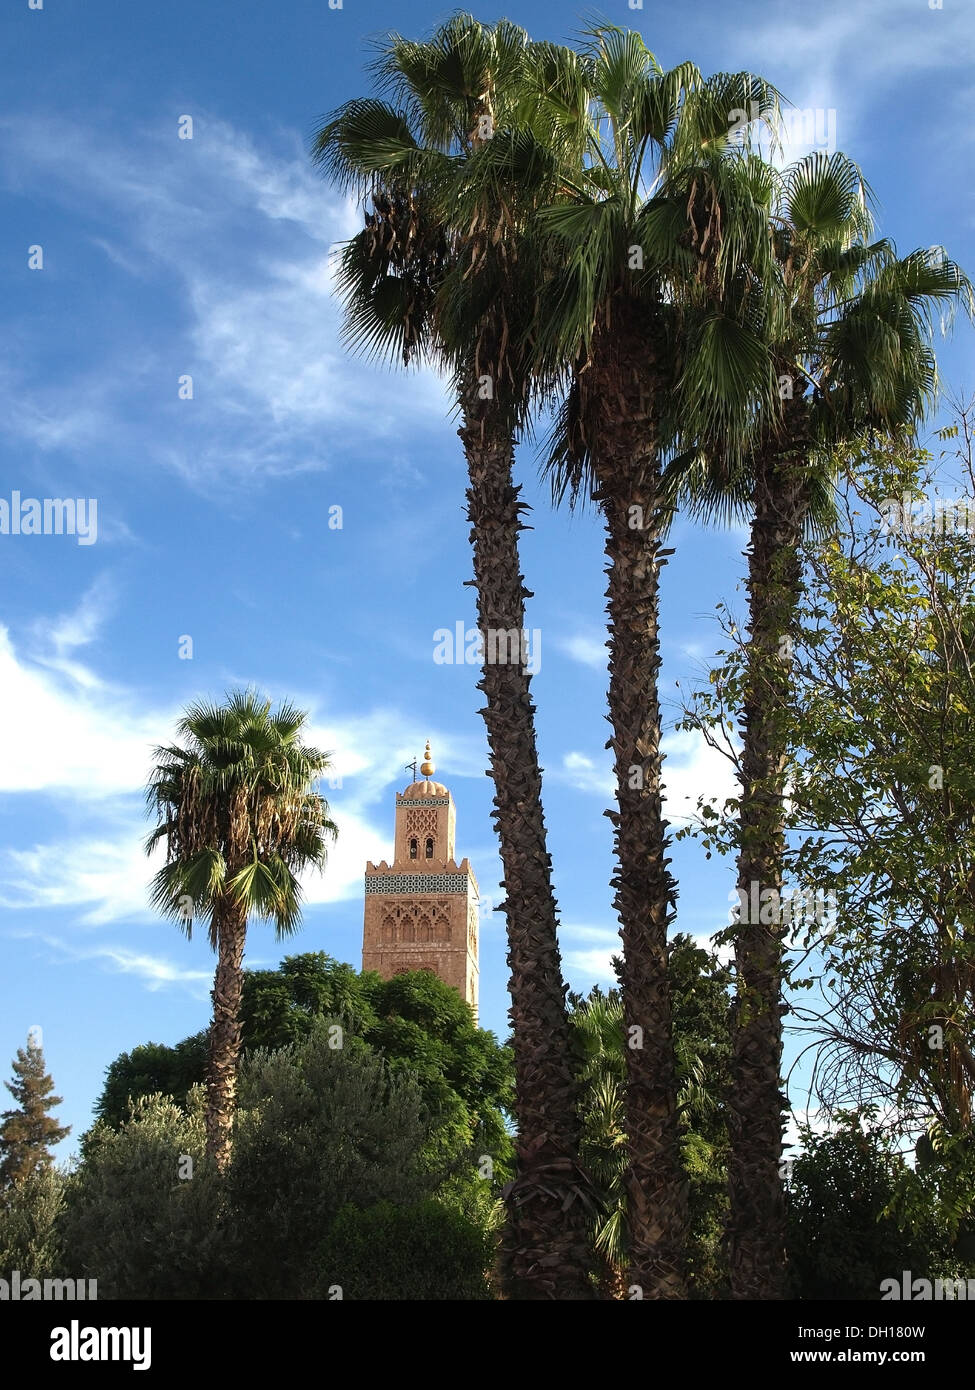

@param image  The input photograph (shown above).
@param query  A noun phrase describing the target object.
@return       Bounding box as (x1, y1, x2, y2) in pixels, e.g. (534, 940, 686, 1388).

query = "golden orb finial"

(419, 739, 435, 778)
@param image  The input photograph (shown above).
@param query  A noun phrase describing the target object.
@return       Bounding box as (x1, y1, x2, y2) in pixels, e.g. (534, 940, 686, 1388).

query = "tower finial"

(420, 739, 435, 778)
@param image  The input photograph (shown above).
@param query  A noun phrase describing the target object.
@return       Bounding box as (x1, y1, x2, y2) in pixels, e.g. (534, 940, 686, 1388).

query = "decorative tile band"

(365, 873, 469, 894)
(396, 797, 451, 807)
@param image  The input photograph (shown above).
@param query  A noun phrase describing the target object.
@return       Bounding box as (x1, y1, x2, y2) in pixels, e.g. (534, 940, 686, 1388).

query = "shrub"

(0, 1167, 66, 1281)
(60, 1087, 223, 1299)
(222, 1022, 445, 1298)
(319, 1199, 493, 1300)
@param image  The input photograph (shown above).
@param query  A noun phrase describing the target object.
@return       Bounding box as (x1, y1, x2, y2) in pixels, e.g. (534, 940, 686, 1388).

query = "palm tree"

(146, 689, 337, 1171)
(511, 27, 782, 1296)
(312, 17, 599, 1298)
(668, 150, 973, 1297)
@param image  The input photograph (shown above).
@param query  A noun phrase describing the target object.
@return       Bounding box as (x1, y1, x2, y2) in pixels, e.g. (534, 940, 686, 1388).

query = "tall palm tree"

(146, 690, 337, 1171)
(312, 17, 599, 1298)
(508, 27, 783, 1296)
(668, 150, 973, 1297)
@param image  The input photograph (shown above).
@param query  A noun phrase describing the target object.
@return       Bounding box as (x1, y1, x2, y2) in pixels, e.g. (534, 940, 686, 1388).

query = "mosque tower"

(362, 741, 479, 1014)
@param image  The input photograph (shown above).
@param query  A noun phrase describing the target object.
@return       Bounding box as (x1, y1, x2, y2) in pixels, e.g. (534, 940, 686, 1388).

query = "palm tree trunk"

(584, 303, 688, 1299)
(727, 441, 806, 1299)
(461, 383, 596, 1300)
(205, 898, 248, 1173)
(603, 489, 688, 1299)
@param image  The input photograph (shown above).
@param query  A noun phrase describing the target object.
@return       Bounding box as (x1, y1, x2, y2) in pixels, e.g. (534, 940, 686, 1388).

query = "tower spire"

(420, 739, 435, 779)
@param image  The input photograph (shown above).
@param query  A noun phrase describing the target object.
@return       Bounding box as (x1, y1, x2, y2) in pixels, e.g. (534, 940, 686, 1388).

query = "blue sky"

(0, 0, 972, 1158)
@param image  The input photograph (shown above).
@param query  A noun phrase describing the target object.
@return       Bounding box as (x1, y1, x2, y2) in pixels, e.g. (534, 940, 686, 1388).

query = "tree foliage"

(62, 1028, 491, 1300)
(317, 1199, 494, 1301)
(60, 1088, 222, 1300)
(786, 1112, 960, 1300)
(567, 934, 734, 1297)
(95, 953, 513, 1180)
(0, 1037, 70, 1189)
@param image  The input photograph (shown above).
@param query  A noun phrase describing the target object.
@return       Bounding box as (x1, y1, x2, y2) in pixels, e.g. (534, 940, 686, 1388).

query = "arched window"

(425, 837, 434, 859)
(409, 837, 418, 860)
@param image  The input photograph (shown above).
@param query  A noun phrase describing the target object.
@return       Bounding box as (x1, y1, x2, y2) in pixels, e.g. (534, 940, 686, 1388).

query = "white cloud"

(558, 727, 739, 824)
(559, 923, 620, 988)
(559, 923, 734, 989)
(783, 1107, 831, 1156)
(557, 633, 608, 670)
(0, 616, 489, 928)
(718, 0, 971, 112)
(94, 946, 212, 992)
(0, 837, 158, 926)
(661, 727, 739, 823)
(0, 621, 168, 798)
(0, 797, 391, 926)
(690, 931, 734, 967)
(559, 750, 614, 798)
(562, 947, 620, 987)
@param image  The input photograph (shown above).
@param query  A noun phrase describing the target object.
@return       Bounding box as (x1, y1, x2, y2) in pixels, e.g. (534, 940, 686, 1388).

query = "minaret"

(362, 741, 479, 1014)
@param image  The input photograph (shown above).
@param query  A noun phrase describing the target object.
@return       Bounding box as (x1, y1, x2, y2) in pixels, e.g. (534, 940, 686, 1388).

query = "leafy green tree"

(223, 1023, 446, 1298)
(366, 966, 512, 1171)
(60, 1088, 222, 1300)
(94, 954, 514, 1181)
(681, 412, 975, 1291)
(0, 1168, 66, 1281)
(0, 1036, 70, 1188)
(66, 1031, 456, 1300)
(785, 429, 975, 1258)
(240, 953, 374, 1049)
(781, 436, 975, 1142)
(312, 15, 595, 1296)
(95, 1034, 207, 1128)
(145, 690, 338, 1170)
(786, 1113, 956, 1300)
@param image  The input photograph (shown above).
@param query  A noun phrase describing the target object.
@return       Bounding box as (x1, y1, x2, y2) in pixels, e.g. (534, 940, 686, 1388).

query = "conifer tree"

(0, 1035, 70, 1187)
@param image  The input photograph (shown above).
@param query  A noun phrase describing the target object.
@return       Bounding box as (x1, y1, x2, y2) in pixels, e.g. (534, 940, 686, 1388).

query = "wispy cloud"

(0, 838, 159, 926)
(36, 934, 212, 997)
(0, 113, 452, 490)
(716, 0, 972, 122)
(690, 931, 733, 967)
(0, 620, 167, 798)
(557, 727, 739, 823)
